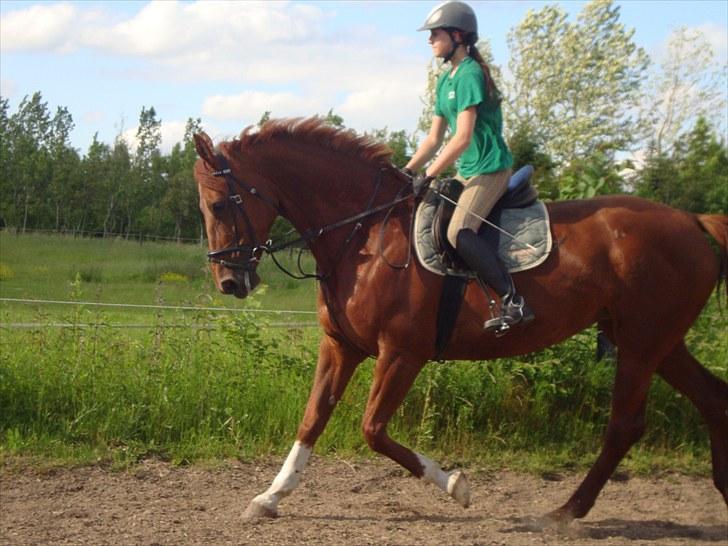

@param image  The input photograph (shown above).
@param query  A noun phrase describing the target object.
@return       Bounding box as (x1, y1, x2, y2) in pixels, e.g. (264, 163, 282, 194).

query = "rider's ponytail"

(465, 34, 502, 106)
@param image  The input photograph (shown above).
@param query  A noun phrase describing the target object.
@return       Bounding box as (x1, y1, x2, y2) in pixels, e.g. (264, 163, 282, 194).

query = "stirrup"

(484, 294, 533, 335)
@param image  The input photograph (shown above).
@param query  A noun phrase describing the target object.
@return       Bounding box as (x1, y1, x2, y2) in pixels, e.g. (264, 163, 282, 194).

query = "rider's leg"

(446, 170, 534, 332)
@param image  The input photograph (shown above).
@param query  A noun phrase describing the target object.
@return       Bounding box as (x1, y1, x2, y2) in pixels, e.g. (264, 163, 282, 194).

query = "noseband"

(205, 152, 413, 283)
(206, 153, 282, 293)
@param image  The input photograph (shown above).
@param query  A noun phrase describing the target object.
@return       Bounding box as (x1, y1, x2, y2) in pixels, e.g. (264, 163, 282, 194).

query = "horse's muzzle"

(219, 270, 261, 298)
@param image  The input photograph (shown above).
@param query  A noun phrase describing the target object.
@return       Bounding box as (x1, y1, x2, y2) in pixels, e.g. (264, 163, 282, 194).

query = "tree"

(6, 92, 53, 231)
(505, 0, 649, 165)
(507, 124, 558, 199)
(80, 134, 111, 234)
(641, 26, 727, 156)
(636, 117, 728, 213)
(161, 117, 204, 241)
(367, 128, 418, 169)
(558, 151, 625, 200)
(0, 97, 11, 227)
(129, 106, 164, 236)
(322, 109, 344, 128)
(47, 106, 81, 231)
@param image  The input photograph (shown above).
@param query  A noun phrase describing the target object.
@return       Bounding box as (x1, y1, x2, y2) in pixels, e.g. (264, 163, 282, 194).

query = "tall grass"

(1, 232, 726, 473)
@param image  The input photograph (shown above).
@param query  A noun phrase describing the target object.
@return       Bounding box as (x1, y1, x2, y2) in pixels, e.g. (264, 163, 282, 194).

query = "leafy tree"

(258, 111, 271, 127)
(80, 134, 111, 234)
(129, 106, 164, 236)
(636, 117, 727, 213)
(322, 108, 344, 128)
(367, 127, 418, 169)
(47, 106, 82, 231)
(507, 123, 558, 199)
(162, 117, 204, 241)
(105, 136, 133, 236)
(6, 92, 53, 231)
(642, 27, 727, 156)
(0, 97, 11, 227)
(505, 0, 649, 165)
(559, 151, 625, 200)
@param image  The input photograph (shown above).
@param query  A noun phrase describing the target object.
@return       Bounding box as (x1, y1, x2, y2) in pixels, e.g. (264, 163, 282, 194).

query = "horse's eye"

(211, 201, 226, 215)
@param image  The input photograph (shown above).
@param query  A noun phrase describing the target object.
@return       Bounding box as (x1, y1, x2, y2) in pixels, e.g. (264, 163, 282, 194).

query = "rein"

(207, 153, 412, 282)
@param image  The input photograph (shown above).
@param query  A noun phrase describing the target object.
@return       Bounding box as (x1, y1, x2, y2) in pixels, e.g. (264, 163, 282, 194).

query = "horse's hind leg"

(548, 349, 653, 525)
(657, 342, 728, 504)
(361, 351, 470, 507)
(243, 335, 364, 519)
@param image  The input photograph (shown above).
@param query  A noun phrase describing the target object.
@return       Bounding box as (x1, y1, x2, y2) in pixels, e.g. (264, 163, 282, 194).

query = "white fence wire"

(0, 297, 319, 329)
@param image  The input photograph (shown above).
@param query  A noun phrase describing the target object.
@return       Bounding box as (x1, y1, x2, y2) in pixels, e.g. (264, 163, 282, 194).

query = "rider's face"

(428, 28, 453, 58)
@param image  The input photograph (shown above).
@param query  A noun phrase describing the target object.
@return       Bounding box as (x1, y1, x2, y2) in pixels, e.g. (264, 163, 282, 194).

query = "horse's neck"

(259, 145, 396, 259)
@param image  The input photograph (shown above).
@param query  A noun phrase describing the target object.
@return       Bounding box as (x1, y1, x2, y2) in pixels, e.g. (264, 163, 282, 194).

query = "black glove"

(412, 174, 434, 198)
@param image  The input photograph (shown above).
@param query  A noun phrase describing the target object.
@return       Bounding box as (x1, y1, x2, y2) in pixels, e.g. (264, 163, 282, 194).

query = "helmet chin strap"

(443, 29, 462, 63)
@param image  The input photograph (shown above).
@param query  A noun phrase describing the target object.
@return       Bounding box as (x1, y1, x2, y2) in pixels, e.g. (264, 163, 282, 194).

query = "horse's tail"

(696, 213, 728, 300)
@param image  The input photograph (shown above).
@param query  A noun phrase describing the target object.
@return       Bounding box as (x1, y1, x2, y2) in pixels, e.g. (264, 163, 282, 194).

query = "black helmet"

(418, 1, 478, 36)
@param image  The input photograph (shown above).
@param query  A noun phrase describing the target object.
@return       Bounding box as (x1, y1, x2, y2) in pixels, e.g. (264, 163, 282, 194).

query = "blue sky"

(1, 0, 726, 154)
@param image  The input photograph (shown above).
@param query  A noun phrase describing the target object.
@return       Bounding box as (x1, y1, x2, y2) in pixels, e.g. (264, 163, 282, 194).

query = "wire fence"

(0, 297, 319, 330)
(1, 226, 204, 245)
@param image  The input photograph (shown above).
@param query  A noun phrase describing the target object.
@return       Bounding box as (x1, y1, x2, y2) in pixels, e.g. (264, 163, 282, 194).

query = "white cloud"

(0, 2, 77, 52)
(338, 81, 425, 134)
(1, 1, 431, 138)
(78, 0, 326, 57)
(203, 91, 326, 122)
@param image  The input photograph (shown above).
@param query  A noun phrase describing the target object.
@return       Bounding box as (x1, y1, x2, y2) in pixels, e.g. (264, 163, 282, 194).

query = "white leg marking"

(416, 453, 470, 508)
(249, 441, 311, 514)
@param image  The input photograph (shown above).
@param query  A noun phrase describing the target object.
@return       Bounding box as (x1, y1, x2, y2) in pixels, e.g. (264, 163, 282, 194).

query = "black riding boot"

(455, 229, 534, 333)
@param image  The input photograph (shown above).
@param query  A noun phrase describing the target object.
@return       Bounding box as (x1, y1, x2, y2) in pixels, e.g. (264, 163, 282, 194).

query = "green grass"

(0, 232, 318, 325)
(1, 232, 726, 476)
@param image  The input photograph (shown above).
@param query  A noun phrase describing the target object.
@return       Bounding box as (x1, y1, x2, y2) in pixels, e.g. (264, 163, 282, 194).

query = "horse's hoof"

(541, 507, 574, 531)
(447, 470, 470, 508)
(243, 500, 277, 520)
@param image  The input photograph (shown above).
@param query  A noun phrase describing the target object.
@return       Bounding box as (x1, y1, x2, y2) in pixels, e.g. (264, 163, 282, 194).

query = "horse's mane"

(229, 117, 393, 166)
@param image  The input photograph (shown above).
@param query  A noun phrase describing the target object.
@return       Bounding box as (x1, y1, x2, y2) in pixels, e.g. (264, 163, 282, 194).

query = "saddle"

(414, 165, 552, 277)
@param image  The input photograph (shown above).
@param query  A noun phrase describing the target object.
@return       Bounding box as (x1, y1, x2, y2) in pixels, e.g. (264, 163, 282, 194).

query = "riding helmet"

(418, 1, 478, 36)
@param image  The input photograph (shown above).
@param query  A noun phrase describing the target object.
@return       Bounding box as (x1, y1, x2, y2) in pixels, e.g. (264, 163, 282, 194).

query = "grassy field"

(1, 232, 726, 474)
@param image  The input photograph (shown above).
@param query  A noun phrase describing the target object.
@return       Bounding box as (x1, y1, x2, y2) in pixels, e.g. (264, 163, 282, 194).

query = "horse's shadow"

(288, 512, 726, 542)
(505, 515, 728, 543)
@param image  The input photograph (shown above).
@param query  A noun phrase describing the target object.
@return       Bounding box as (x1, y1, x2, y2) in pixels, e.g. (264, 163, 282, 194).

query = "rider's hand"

(412, 174, 434, 198)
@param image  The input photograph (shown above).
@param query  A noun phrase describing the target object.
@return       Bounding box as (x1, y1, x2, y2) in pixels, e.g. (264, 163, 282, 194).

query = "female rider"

(405, 0, 533, 332)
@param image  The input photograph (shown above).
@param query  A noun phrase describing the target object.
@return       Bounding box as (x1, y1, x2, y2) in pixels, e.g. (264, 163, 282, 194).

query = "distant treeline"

(0, 92, 725, 245)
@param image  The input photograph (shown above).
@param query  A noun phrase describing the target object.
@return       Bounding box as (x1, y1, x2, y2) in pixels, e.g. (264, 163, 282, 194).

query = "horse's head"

(193, 131, 279, 298)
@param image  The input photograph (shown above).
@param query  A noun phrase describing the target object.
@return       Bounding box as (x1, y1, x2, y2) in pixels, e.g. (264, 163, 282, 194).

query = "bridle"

(205, 152, 413, 283)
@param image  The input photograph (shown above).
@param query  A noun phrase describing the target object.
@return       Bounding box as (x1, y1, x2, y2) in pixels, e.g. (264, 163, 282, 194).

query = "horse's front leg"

(243, 335, 365, 519)
(361, 350, 470, 507)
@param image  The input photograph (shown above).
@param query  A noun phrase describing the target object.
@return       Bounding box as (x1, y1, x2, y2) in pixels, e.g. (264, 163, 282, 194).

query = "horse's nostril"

(221, 279, 238, 294)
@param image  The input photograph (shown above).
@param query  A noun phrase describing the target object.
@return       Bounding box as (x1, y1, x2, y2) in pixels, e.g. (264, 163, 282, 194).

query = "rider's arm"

(424, 106, 476, 177)
(405, 115, 448, 173)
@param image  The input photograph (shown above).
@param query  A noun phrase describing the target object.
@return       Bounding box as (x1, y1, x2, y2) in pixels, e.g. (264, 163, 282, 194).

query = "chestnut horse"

(193, 118, 728, 524)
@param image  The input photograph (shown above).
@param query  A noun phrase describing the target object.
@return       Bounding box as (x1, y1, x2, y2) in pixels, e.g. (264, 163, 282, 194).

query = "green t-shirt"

(434, 56, 513, 178)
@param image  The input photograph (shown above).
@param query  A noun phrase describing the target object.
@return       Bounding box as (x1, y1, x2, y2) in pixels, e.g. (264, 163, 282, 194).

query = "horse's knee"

(606, 415, 646, 450)
(362, 420, 388, 453)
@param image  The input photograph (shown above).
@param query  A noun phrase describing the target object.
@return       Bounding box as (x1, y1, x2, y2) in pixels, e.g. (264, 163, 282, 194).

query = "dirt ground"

(1, 457, 726, 546)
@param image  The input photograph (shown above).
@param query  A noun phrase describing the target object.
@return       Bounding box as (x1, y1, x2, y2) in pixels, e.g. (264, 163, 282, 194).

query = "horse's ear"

(193, 132, 217, 169)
